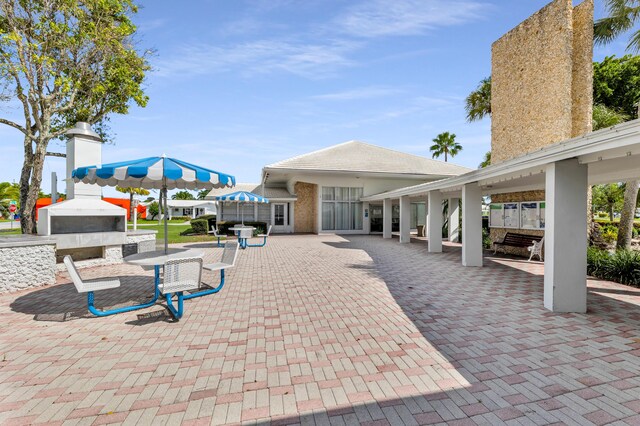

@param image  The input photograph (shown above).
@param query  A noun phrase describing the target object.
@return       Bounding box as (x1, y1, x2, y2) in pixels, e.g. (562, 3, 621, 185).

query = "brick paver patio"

(0, 234, 639, 425)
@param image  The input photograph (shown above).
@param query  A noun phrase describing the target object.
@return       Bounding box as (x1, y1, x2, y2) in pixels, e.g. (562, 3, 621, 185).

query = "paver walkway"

(0, 234, 639, 425)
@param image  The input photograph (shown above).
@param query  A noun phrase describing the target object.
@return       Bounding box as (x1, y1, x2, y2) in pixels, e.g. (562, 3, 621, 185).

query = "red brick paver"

(1, 234, 639, 425)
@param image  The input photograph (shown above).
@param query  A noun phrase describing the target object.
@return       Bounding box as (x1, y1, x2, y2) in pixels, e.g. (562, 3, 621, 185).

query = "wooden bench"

(493, 232, 543, 255)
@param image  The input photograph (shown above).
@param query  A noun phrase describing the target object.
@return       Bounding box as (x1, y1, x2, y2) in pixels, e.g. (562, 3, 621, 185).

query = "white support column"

(544, 159, 588, 313)
(427, 191, 443, 252)
(462, 183, 483, 267)
(448, 197, 460, 242)
(399, 195, 411, 243)
(383, 198, 392, 239)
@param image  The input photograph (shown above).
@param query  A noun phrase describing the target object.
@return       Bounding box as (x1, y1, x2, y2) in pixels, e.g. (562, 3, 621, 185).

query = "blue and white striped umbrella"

(72, 156, 235, 190)
(215, 191, 269, 203)
(72, 155, 235, 253)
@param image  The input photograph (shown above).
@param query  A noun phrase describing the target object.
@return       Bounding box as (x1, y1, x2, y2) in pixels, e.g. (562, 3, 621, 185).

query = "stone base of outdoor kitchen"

(54, 230, 157, 272)
(0, 230, 156, 294)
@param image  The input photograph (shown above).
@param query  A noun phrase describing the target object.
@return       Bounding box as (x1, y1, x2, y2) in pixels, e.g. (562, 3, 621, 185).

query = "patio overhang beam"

(362, 119, 640, 202)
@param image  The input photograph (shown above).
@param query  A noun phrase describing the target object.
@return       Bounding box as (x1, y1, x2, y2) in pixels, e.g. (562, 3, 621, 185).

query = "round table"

(229, 226, 255, 248)
(124, 248, 204, 266)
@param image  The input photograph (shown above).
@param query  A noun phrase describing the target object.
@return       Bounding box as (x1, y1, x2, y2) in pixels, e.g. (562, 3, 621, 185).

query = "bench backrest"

(221, 240, 240, 267)
(63, 255, 86, 293)
(163, 257, 203, 293)
(503, 232, 543, 245)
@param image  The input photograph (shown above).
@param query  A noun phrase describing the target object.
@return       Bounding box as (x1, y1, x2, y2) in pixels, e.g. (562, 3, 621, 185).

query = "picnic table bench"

(493, 232, 543, 254)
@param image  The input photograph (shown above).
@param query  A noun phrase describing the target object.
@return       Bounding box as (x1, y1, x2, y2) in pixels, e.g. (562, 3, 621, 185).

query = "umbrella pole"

(163, 187, 169, 254)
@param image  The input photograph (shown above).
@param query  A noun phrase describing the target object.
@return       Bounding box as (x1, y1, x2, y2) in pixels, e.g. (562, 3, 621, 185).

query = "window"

(183, 208, 193, 216)
(321, 187, 363, 231)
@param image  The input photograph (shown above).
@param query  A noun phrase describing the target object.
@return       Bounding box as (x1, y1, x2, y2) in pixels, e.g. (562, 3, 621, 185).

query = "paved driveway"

(0, 235, 639, 425)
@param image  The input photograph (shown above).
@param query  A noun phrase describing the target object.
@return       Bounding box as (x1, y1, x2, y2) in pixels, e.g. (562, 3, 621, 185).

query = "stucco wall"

(294, 182, 317, 233)
(491, 0, 593, 164)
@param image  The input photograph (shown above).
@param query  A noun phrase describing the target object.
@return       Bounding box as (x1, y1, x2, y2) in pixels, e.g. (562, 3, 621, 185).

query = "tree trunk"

(609, 204, 615, 222)
(21, 143, 47, 234)
(616, 179, 640, 250)
(19, 136, 34, 234)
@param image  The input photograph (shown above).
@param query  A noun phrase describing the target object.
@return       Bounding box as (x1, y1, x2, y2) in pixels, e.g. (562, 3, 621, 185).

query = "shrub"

(170, 216, 190, 222)
(482, 228, 492, 249)
(197, 214, 216, 231)
(190, 219, 208, 235)
(600, 225, 618, 244)
(179, 227, 194, 236)
(587, 247, 640, 287)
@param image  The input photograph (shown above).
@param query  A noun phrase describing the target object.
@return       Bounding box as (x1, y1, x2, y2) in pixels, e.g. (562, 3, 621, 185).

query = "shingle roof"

(264, 140, 473, 176)
(205, 183, 295, 200)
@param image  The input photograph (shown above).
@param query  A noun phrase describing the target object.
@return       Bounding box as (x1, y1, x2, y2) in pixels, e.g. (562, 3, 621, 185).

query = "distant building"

(207, 141, 471, 233)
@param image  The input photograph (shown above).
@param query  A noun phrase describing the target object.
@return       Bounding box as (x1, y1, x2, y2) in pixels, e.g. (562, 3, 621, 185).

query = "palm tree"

(595, 0, 640, 51)
(172, 190, 195, 200)
(479, 151, 491, 168)
(197, 189, 209, 200)
(465, 77, 491, 122)
(115, 186, 150, 220)
(594, 1, 640, 249)
(430, 132, 462, 162)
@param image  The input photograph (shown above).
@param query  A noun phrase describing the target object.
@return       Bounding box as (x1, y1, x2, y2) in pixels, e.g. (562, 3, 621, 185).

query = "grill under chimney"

(38, 122, 127, 256)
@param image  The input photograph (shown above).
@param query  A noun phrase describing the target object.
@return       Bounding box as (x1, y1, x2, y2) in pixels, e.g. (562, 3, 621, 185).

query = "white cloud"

(153, 38, 360, 79)
(334, 0, 487, 38)
(311, 86, 403, 101)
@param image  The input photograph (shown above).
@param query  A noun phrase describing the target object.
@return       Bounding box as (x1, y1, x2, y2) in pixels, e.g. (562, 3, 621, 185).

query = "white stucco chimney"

(65, 122, 102, 199)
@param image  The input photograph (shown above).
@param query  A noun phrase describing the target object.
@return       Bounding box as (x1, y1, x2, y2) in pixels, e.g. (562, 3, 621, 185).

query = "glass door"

(273, 203, 287, 231)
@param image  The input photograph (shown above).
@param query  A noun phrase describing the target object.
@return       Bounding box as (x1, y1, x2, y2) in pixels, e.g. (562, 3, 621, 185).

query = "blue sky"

(0, 0, 634, 198)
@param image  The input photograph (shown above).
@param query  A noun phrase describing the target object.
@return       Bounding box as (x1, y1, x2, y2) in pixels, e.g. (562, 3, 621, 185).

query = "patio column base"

(544, 159, 587, 313)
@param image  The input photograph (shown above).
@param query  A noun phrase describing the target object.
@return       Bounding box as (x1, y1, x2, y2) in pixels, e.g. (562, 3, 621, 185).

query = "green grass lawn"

(0, 228, 22, 235)
(128, 223, 216, 244)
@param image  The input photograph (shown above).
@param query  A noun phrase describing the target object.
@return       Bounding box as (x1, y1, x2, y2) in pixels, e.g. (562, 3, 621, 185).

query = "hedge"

(190, 218, 208, 235)
(587, 247, 640, 287)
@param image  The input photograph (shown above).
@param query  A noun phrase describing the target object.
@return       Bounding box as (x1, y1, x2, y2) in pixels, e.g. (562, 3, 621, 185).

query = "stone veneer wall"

(0, 240, 56, 293)
(294, 182, 317, 233)
(492, 0, 593, 163)
(489, 0, 593, 256)
(489, 191, 545, 257)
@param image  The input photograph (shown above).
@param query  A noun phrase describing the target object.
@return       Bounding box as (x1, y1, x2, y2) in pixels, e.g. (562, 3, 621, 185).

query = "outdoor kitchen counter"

(0, 235, 57, 293)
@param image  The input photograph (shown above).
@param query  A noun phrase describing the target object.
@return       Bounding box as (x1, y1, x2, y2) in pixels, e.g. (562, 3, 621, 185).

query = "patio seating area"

(1, 235, 639, 425)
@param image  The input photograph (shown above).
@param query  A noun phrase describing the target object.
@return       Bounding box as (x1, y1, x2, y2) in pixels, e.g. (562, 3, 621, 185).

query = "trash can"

(416, 225, 425, 237)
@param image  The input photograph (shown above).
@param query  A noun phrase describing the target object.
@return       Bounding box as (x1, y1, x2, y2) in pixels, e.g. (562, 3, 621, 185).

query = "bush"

(587, 247, 640, 287)
(197, 214, 216, 232)
(179, 227, 194, 236)
(600, 224, 618, 244)
(170, 216, 190, 222)
(482, 228, 492, 249)
(190, 219, 208, 235)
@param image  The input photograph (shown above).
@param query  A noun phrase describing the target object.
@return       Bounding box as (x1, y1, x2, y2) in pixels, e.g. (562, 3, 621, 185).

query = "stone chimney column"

(65, 122, 103, 200)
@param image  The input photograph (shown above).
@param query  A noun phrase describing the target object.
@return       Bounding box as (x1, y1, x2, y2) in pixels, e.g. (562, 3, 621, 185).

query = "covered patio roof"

(362, 119, 640, 201)
(360, 119, 640, 314)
